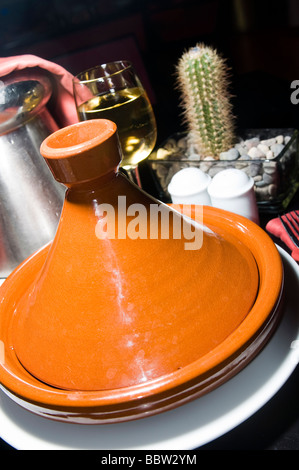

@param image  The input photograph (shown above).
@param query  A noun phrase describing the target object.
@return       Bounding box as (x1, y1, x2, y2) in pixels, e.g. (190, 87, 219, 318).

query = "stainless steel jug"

(0, 69, 65, 278)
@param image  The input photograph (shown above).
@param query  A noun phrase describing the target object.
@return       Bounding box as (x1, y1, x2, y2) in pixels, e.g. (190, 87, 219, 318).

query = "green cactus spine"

(176, 43, 235, 159)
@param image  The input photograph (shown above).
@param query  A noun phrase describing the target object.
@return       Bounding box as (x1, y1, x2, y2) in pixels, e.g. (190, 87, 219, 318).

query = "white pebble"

(235, 143, 248, 156)
(266, 150, 275, 159)
(257, 143, 269, 155)
(248, 147, 265, 159)
(156, 148, 170, 160)
(262, 173, 274, 184)
(245, 137, 260, 149)
(256, 186, 269, 198)
(235, 142, 244, 151)
(276, 135, 284, 145)
(238, 154, 250, 160)
(249, 162, 262, 177)
(284, 136, 291, 145)
(219, 148, 239, 160)
(253, 175, 262, 182)
(263, 165, 276, 175)
(270, 143, 284, 157)
(261, 138, 276, 146)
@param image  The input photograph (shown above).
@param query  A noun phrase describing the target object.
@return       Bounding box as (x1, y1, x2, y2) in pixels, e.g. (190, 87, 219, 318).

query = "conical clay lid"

(13, 119, 259, 391)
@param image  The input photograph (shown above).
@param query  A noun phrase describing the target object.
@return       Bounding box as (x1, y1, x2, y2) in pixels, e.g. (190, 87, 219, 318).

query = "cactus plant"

(176, 43, 235, 159)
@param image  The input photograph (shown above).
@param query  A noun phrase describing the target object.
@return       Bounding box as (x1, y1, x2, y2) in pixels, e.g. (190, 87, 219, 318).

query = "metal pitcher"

(0, 69, 65, 278)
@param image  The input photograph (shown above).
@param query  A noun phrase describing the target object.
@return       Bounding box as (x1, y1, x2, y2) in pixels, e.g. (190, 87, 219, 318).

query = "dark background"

(0, 0, 299, 451)
(1, 0, 299, 145)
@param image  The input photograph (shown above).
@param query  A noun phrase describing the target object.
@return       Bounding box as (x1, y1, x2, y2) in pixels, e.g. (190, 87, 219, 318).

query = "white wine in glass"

(73, 61, 157, 181)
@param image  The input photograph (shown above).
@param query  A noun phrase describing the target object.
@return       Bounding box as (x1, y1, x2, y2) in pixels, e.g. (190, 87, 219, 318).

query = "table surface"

(1, 169, 298, 451)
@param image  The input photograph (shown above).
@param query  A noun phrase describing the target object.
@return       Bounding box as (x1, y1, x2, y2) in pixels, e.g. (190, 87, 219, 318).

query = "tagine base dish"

(0, 246, 297, 450)
(0, 206, 283, 425)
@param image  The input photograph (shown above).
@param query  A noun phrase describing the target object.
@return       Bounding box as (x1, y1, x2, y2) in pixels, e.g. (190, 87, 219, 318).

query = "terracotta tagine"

(0, 119, 284, 423)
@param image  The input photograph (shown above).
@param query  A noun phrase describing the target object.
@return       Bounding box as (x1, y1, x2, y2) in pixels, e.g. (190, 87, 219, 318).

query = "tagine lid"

(10, 119, 261, 393)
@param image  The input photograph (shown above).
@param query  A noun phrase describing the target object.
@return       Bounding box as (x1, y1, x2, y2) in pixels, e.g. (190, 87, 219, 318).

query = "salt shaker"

(168, 167, 212, 205)
(207, 168, 259, 224)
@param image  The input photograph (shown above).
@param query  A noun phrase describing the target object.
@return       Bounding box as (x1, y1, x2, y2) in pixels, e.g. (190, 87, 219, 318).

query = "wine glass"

(73, 61, 157, 185)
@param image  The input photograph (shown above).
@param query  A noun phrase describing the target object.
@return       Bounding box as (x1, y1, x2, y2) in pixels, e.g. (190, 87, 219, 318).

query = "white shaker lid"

(208, 168, 254, 198)
(168, 167, 211, 197)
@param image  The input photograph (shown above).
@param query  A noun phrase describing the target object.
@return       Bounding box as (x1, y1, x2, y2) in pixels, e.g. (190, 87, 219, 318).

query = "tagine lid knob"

(40, 119, 122, 185)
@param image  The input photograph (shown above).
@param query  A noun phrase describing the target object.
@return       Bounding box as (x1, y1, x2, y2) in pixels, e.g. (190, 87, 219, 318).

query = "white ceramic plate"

(0, 246, 298, 450)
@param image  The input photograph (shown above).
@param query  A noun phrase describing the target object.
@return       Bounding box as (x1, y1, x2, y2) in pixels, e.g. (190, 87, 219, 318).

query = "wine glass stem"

(121, 165, 142, 187)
